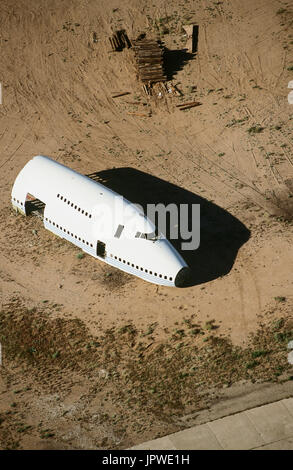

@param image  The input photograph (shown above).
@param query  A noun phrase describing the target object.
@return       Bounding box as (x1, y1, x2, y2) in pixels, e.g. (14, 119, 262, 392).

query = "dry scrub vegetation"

(0, 298, 292, 449)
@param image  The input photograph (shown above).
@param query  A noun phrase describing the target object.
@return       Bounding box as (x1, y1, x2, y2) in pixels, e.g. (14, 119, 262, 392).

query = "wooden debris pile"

(165, 82, 181, 96)
(132, 38, 166, 86)
(143, 81, 181, 99)
(109, 30, 131, 51)
(106, 33, 202, 114)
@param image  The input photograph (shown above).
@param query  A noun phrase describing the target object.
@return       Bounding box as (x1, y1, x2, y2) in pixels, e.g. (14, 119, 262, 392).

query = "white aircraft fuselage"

(11, 156, 191, 287)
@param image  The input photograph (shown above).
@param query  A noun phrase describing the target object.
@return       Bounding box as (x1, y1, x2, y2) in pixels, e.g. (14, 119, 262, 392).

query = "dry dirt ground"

(0, 0, 293, 450)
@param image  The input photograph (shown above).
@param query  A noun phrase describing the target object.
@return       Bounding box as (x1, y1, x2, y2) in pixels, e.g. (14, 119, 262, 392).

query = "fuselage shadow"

(87, 168, 251, 287)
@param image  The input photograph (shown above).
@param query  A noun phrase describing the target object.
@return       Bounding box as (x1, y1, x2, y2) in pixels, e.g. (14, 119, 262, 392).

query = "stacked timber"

(109, 30, 131, 51)
(132, 38, 166, 84)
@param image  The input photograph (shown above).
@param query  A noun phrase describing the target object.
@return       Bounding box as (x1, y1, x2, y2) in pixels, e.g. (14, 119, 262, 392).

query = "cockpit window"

(114, 224, 124, 238)
(135, 230, 160, 241)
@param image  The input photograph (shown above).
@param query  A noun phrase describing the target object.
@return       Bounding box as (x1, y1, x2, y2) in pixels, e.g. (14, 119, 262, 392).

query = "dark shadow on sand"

(87, 168, 250, 287)
(163, 48, 195, 80)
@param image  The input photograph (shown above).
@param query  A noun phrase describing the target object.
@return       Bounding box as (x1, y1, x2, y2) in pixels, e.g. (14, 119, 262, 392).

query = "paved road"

(131, 398, 293, 450)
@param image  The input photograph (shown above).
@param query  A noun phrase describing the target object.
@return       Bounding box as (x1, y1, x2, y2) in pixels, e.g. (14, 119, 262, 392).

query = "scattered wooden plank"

(183, 24, 198, 53)
(166, 82, 182, 96)
(142, 84, 150, 95)
(112, 92, 131, 98)
(176, 101, 201, 108)
(120, 31, 132, 48)
(109, 30, 131, 51)
(178, 102, 202, 110)
(138, 61, 163, 66)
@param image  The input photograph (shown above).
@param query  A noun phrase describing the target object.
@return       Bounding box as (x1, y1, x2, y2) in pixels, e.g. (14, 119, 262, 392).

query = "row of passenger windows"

(14, 203, 173, 281)
(12, 197, 23, 206)
(109, 253, 173, 281)
(45, 218, 172, 280)
(45, 218, 94, 247)
(57, 194, 92, 218)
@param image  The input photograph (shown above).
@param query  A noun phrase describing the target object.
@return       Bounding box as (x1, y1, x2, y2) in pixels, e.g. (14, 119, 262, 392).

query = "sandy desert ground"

(0, 0, 292, 449)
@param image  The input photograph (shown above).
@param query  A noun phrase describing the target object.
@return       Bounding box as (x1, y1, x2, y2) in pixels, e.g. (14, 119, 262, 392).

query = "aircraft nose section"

(174, 266, 192, 287)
